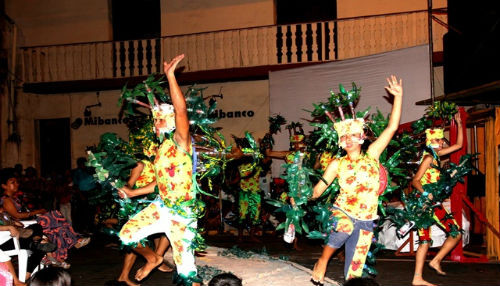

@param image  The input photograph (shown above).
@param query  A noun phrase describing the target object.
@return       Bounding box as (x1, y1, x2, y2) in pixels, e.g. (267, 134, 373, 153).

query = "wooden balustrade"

(18, 11, 446, 84)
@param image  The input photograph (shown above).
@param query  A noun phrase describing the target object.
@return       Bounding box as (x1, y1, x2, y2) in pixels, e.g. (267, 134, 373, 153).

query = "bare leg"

(238, 226, 244, 242)
(133, 244, 163, 281)
(293, 237, 303, 251)
(154, 236, 173, 272)
(5, 260, 26, 286)
(429, 233, 462, 275)
(118, 252, 140, 286)
(412, 243, 435, 286)
(312, 245, 337, 283)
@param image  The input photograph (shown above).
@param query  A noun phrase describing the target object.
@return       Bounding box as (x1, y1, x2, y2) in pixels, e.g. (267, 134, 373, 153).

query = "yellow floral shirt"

(285, 151, 310, 165)
(333, 153, 380, 220)
(419, 152, 440, 185)
(135, 160, 156, 188)
(154, 138, 193, 205)
(319, 151, 334, 171)
(238, 163, 261, 193)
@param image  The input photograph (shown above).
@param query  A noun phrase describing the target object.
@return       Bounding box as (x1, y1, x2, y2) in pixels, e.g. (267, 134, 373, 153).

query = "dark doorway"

(111, 0, 161, 76)
(111, 0, 161, 41)
(276, 0, 337, 24)
(275, 0, 338, 63)
(38, 118, 71, 178)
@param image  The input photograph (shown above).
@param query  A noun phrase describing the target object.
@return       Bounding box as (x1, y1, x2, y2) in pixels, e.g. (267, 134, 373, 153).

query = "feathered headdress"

(323, 83, 365, 145)
(119, 75, 176, 135)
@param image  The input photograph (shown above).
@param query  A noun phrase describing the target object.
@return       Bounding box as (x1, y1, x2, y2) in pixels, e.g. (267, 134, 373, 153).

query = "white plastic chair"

(0, 230, 32, 282)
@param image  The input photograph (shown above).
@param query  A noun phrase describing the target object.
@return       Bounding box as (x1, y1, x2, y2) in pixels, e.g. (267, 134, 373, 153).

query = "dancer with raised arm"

(411, 113, 463, 286)
(310, 76, 403, 283)
(117, 54, 201, 286)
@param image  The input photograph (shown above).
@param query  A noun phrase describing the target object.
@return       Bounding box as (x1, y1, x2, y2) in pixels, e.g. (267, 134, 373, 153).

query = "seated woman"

(0, 206, 56, 281)
(1, 168, 90, 269)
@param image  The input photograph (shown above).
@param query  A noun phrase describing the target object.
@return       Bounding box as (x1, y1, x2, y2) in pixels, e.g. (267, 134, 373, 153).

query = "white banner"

(269, 45, 431, 176)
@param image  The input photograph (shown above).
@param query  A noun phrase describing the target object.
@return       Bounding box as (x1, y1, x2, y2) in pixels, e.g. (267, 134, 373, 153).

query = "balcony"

(17, 10, 446, 91)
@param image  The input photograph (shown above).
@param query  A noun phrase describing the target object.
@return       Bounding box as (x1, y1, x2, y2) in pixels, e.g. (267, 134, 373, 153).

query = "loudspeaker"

(444, 1, 500, 94)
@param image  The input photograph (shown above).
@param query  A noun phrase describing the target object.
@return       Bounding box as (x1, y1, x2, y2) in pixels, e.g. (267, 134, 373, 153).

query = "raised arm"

(367, 75, 403, 160)
(312, 159, 339, 199)
(437, 113, 463, 156)
(164, 54, 190, 148)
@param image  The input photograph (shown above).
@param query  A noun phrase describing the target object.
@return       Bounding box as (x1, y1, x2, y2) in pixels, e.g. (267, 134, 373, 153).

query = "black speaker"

(444, 1, 500, 94)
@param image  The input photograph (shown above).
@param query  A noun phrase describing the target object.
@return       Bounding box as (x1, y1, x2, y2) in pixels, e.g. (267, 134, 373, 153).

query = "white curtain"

(269, 45, 432, 176)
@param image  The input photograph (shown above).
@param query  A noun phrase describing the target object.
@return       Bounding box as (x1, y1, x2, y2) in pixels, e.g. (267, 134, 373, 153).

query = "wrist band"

(422, 191, 429, 197)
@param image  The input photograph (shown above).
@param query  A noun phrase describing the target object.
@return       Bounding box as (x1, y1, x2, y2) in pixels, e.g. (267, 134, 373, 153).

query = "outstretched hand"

(117, 185, 133, 199)
(163, 54, 185, 77)
(384, 75, 403, 98)
(454, 112, 462, 126)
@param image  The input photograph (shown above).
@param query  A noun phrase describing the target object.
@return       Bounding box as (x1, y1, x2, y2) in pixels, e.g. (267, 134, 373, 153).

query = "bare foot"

(412, 275, 436, 286)
(163, 54, 185, 76)
(135, 255, 163, 281)
(311, 260, 326, 284)
(429, 260, 446, 276)
(117, 277, 140, 286)
(158, 263, 173, 273)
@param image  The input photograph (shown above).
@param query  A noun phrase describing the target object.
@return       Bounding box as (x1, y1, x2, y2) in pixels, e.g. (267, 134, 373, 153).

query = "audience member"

(28, 267, 71, 286)
(208, 273, 242, 286)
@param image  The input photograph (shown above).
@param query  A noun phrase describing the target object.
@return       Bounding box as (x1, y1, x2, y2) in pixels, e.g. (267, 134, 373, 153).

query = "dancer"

(232, 140, 263, 243)
(411, 113, 463, 286)
(117, 54, 201, 285)
(109, 160, 172, 286)
(266, 125, 309, 250)
(310, 76, 403, 282)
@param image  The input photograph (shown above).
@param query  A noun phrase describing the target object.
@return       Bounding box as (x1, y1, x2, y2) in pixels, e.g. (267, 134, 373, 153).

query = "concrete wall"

(337, 0, 447, 18)
(161, 0, 275, 36)
(5, 0, 111, 47)
(1, 79, 269, 171)
(0, 89, 128, 170)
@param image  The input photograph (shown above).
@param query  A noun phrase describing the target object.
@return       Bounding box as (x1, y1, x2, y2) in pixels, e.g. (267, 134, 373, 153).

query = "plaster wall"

(5, 0, 111, 47)
(1, 79, 269, 171)
(161, 0, 275, 36)
(337, 0, 447, 18)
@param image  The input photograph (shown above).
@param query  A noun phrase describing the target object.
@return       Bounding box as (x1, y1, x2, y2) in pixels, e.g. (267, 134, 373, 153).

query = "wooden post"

(449, 108, 468, 261)
(485, 109, 500, 259)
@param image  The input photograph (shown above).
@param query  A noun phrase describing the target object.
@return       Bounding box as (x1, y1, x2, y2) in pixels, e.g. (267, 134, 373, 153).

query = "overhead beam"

(415, 80, 500, 106)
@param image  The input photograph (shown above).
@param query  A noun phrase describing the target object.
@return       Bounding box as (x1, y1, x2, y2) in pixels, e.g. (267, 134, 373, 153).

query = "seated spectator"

(0, 226, 27, 286)
(1, 168, 90, 269)
(28, 267, 71, 286)
(0, 208, 56, 280)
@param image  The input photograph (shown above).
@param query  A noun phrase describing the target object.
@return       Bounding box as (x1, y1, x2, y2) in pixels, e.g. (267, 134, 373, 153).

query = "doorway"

(37, 118, 71, 178)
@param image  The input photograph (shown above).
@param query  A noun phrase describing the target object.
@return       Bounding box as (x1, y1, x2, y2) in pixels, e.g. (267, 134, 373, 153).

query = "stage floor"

(64, 232, 500, 286)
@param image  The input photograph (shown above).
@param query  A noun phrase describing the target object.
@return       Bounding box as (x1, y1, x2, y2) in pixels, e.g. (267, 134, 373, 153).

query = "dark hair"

(28, 267, 71, 286)
(343, 277, 380, 286)
(0, 168, 16, 185)
(208, 273, 242, 286)
(76, 157, 87, 167)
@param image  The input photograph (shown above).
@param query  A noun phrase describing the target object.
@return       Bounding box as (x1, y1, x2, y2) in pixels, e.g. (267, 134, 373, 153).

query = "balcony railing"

(18, 10, 446, 84)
